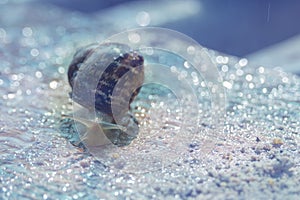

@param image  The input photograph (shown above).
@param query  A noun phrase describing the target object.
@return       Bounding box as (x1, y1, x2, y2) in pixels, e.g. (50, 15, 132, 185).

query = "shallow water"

(0, 1, 300, 199)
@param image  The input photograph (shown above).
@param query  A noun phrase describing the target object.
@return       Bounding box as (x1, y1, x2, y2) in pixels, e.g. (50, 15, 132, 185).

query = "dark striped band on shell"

(68, 43, 144, 118)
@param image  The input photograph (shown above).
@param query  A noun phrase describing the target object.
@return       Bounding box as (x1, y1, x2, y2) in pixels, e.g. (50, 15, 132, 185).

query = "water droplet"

(187, 46, 195, 55)
(221, 65, 228, 72)
(223, 81, 232, 89)
(30, 48, 39, 57)
(262, 88, 268, 93)
(216, 56, 223, 63)
(22, 27, 33, 37)
(258, 66, 265, 73)
(136, 11, 151, 26)
(236, 69, 244, 76)
(170, 66, 177, 73)
(35, 71, 43, 79)
(139, 46, 153, 55)
(49, 80, 58, 89)
(184, 61, 191, 69)
(7, 93, 15, 99)
(248, 82, 255, 89)
(11, 74, 18, 81)
(26, 89, 31, 95)
(239, 58, 248, 67)
(282, 77, 289, 83)
(128, 33, 140, 43)
(58, 67, 65, 74)
(245, 74, 253, 82)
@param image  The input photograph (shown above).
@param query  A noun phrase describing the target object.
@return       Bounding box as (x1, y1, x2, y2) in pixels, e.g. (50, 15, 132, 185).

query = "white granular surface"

(0, 1, 299, 200)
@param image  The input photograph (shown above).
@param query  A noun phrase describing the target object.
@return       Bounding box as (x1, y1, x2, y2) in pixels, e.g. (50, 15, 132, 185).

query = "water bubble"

(66, 28, 225, 174)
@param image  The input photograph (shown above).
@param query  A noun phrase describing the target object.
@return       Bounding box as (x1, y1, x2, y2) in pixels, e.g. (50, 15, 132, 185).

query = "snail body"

(67, 43, 144, 146)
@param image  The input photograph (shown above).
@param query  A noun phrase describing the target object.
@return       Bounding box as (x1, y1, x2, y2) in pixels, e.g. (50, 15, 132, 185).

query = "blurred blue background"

(45, 0, 300, 57)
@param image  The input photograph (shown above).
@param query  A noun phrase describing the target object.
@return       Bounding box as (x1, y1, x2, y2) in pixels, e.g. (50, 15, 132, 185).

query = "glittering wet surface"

(1, 1, 300, 199)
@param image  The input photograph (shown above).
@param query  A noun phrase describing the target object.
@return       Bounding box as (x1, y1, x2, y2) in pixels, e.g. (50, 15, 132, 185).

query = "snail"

(67, 42, 144, 147)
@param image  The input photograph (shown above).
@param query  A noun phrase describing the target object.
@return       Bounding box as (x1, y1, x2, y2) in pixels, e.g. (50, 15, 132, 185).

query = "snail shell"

(67, 43, 144, 146)
(68, 43, 144, 116)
